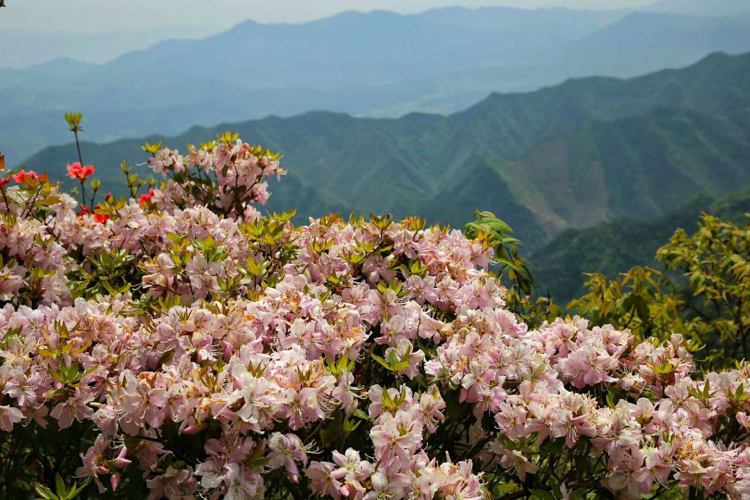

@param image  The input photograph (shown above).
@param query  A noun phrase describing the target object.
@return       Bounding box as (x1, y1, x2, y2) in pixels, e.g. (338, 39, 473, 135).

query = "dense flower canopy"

(2, 135, 750, 499)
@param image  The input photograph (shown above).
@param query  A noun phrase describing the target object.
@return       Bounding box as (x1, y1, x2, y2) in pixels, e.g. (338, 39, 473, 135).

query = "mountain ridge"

(3, 6, 750, 165)
(646, 0, 750, 17)
(17, 50, 750, 254)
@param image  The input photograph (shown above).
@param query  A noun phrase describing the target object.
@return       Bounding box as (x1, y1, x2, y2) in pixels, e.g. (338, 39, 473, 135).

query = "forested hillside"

(20, 51, 750, 252)
(531, 187, 750, 302)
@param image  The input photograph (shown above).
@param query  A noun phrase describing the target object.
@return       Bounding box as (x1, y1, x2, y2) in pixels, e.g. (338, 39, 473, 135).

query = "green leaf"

(388, 351, 399, 367)
(492, 483, 517, 496)
(342, 416, 360, 433)
(65, 361, 81, 382)
(55, 474, 65, 496)
(571, 489, 588, 500)
(392, 359, 411, 372)
(49, 367, 66, 384)
(320, 411, 344, 448)
(34, 483, 58, 500)
(529, 489, 556, 500)
(354, 409, 370, 420)
(494, 257, 518, 271)
(68, 478, 91, 499)
(467, 216, 513, 236)
(371, 353, 393, 371)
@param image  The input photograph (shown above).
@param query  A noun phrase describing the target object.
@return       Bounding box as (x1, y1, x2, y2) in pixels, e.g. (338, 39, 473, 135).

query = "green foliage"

(567, 266, 701, 347)
(466, 211, 561, 329)
(237, 209, 298, 294)
(472, 199, 750, 373)
(0, 421, 96, 499)
(69, 247, 135, 299)
(658, 213, 750, 366)
(34, 475, 89, 500)
(533, 189, 750, 303)
(371, 345, 413, 373)
(561, 212, 750, 369)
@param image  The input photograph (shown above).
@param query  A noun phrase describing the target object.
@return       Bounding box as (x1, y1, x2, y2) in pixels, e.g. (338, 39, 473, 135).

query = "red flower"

(67, 162, 95, 180)
(0, 177, 10, 187)
(139, 189, 156, 208)
(105, 192, 114, 202)
(77, 204, 109, 223)
(12, 171, 39, 183)
(94, 212, 110, 224)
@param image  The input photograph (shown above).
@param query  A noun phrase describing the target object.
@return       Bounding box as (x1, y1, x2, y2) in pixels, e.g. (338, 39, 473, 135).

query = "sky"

(1, 0, 655, 33)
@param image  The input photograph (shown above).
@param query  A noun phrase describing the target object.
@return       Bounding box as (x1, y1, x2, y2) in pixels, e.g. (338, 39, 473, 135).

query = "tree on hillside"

(558, 214, 750, 370)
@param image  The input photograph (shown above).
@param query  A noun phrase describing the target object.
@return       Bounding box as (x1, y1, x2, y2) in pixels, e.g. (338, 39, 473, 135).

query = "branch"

(128, 435, 197, 466)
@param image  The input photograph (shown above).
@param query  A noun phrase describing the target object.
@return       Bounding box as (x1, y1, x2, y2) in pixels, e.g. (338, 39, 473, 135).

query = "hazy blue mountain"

(18, 51, 750, 254)
(3, 7, 750, 165)
(0, 26, 220, 69)
(646, 0, 750, 17)
(556, 12, 750, 78)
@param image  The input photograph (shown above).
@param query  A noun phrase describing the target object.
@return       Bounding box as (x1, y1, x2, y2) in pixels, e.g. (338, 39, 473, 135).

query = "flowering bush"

(2, 130, 750, 499)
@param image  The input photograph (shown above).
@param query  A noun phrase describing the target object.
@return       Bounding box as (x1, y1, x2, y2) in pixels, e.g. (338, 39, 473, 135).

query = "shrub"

(2, 130, 750, 499)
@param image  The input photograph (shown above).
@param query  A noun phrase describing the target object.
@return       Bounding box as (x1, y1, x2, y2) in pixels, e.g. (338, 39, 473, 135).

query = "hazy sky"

(2, 0, 654, 33)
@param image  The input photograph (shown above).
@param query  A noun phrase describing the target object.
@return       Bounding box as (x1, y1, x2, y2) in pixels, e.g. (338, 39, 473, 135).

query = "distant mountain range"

(0, 26, 220, 69)
(3, 6, 750, 165)
(646, 0, 750, 17)
(20, 51, 750, 255)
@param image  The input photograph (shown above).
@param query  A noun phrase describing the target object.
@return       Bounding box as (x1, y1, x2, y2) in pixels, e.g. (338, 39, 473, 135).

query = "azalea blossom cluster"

(2, 135, 750, 499)
(143, 132, 286, 221)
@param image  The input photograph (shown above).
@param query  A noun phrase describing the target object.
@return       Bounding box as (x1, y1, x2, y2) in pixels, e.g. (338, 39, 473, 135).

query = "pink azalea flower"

(0, 405, 23, 431)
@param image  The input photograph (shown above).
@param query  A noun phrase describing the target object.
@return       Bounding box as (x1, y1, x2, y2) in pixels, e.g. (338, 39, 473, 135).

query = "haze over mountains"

(23, 51, 750, 256)
(3, 4, 750, 166)
(0, 26, 220, 69)
(3, 0, 748, 70)
(646, 0, 750, 16)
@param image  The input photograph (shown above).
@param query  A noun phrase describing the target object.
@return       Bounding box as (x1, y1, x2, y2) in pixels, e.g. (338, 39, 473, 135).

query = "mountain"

(531, 187, 750, 304)
(17, 51, 750, 254)
(0, 26, 220, 69)
(646, 0, 750, 17)
(4, 7, 750, 165)
(557, 12, 750, 78)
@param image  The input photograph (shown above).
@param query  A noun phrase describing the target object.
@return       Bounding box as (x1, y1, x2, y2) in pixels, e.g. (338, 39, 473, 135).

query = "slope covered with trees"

(531, 187, 750, 302)
(19, 51, 750, 253)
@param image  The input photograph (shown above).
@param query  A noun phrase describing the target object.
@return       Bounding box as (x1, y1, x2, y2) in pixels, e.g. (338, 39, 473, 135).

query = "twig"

(127, 434, 196, 466)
